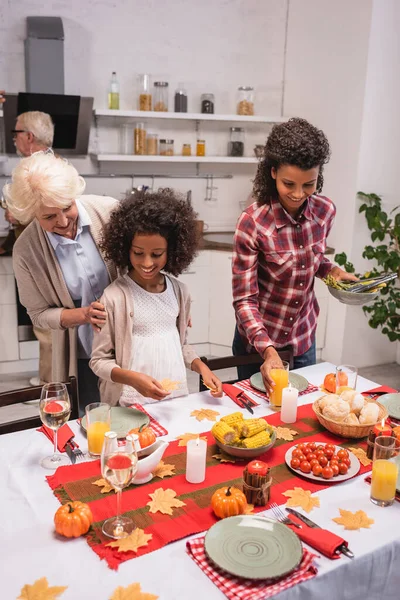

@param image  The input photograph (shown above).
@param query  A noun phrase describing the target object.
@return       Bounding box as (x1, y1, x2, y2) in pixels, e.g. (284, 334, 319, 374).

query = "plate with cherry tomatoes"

(285, 441, 360, 483)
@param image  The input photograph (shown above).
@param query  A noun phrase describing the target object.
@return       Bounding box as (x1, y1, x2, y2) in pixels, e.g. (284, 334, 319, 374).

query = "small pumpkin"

(211, 486, 247, 519)
(129, 424, 156, 449)
(323, 373, 336, 394)
(54, 501, 93, 538)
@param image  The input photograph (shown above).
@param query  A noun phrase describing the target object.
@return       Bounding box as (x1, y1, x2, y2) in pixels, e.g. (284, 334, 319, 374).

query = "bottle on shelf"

(134, 122, 147, 155)
(174, 83, 188, 112)
(196, 140, 206, 157)
(228, 127, 244, 156)
(160, 139, 174, 156)
(201, 93, 214, 114)
(146, 132, 158, 155)
(138, 74, 152, 111)
(237, 86, 254, 115)
(182, 143, 192, 156)
(108, 72, 120, 110)
(153, 82, 169, 112)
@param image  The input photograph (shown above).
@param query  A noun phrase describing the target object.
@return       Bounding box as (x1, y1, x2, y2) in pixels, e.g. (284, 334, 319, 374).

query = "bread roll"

(343, 413, 359, 425)
(322, 399, 350, 422)
(359, 402, 379, 425)
(319, 394, 340, 412)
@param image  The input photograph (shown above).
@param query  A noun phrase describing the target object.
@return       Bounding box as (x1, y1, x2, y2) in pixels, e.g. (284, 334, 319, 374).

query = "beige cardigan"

(90, 274, 199, 406)
(13, 195, 119, 382)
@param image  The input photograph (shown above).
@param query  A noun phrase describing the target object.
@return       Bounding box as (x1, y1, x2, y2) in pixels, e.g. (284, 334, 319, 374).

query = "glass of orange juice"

(269, 361, 289, 410)
(370, 436, 400, 507)
(336, 364, 358, 394)
(86, 402, 111, 457)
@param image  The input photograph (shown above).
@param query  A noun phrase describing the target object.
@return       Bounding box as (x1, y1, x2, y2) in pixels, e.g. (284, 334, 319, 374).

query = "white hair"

(2, 152, 86, 224)
(18, 111, 54, 147)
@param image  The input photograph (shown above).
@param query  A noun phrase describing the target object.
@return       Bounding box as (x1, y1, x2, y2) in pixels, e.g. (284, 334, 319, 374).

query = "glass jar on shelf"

(153, 82, 169, 112)
(174, 83, 188, 112)
(228, 127, 244, 157)
(138, 74, 152, 111)
(159, 139, 174, 156)
(146, 132, 158, 155)
(134, 122, 146, 155)
(237, 86, 254, 115)
(201, 93, 214, 114)
(182, 143, 192, 156)
(119, 124, 133, 154)
(196, 140, 206, 157)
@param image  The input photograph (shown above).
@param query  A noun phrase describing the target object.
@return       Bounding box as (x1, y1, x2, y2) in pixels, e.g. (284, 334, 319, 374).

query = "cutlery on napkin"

(37, 423, 77, 453)
(222, 383, 257, 414)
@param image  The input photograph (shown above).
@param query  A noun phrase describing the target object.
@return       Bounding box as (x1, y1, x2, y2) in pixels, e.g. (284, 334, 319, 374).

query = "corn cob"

(232, 422, 244, 438)
(241, 419, 267, 438)
(212, 421, 238, 445)
(242, 430, 271, 448)
(220, 412, 244, 426)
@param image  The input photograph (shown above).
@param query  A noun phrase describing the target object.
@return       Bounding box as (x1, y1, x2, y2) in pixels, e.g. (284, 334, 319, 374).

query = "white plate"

(285, 442, 360, 483)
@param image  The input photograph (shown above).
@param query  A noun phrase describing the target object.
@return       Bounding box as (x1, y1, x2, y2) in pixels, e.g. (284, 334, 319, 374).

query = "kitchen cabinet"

(209, 252, 236, 348)
(178, 252, 211, 345)
(0, 260, 19, 362)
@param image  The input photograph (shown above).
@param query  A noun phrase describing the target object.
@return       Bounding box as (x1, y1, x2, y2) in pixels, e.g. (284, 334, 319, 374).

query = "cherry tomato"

(337, 449, 349, 460)
(310, 459, 319, 469)
(318, 455, 328, 467)
(324, 448, 335, 460)
(306, 443, 317, 453)
(339, 463, 349, 475)
(330, 463, 339, 476)
(307, 453, 317, 462)
(312, 463, 322, 476)
(330, 460, 339, 469)
(297, 453, 306, 463)
(300, 460, 312, 474)
(341, 457, 351, 468)
(322, 466, 334, 479)
(325, 443, 335, 452)
(297, 443, 306, 452)
(291, 457, 301, 469)
(316, 445, 325, 453)
(292, 449, 303, 459)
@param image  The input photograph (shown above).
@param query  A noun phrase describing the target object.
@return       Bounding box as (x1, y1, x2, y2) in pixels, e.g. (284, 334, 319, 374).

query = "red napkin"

(222, 383, 260, 408)
(362, 385, 397, 398)
(37, 424, 76, 453)
(285, 513, 348, 559)
(365, 475, 400, 503)
(186, 534, 317, 600)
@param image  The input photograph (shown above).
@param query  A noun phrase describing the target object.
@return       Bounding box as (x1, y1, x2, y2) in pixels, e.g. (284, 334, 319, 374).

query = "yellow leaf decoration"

(190, 408, 220, 422)
(212, 453, 236, 464)
(243, 504, 255, 514)
(175, 433, 208, 447)
(93, 478, 115, 494)
(282, 487, 320, 513)
(147, 488, 186, 515)
(349, 447, 372, 466)
(332, 508, 374, 531)
(110, 582, 158, 600)
(18, 577, 67, 600)
(275, 427, 298, 441)
(152, 461, 175, 479)
(159, 379, 180, 392)
(106, 528, 153, 553)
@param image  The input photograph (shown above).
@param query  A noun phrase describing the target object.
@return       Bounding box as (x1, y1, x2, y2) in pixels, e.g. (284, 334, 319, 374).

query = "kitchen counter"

(200, 231, 335, 255)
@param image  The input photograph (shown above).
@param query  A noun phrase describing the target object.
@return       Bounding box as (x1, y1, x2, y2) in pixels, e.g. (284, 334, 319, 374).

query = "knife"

(285, 508, 355, 559)
(237, 392, 254, 415)
(65, 442, 76, 464)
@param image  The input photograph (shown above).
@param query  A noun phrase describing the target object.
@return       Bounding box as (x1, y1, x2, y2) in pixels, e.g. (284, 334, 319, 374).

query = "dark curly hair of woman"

(100, 189, 198, 277)
(253, 117, 331, 205)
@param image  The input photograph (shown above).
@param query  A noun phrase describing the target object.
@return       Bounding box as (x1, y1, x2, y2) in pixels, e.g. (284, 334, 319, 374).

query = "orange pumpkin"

(129, 424, 156, 449)
(211, 486, 247, 519)
(392, 426, 400, 443)
(54, 501, 93, 538)
(323, 373, 336, 393)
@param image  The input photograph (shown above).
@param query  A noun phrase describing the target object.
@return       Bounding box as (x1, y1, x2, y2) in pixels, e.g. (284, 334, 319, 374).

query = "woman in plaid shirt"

(232, 118, 357, 392)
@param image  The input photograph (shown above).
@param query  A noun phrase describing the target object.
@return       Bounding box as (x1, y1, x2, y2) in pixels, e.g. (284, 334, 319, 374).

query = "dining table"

(1, 361, 400, 600)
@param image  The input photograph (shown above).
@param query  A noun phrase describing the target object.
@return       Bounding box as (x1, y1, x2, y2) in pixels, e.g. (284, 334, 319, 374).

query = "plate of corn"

(211, 412, 276, 457)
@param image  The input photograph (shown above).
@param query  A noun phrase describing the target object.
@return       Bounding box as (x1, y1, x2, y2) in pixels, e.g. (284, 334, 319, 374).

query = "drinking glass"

(336, 364, 358, 394)
(39, 382, 71, 469)
(86, 402, 111, 458)
(370, 436, 400, 507)
(101, 432, 138, 539)
(269, 361, 289, 410)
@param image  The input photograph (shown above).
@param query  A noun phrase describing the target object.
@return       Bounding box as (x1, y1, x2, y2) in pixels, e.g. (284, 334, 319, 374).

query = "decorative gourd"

(54, 501, 93, 538)
(323, 373, 336, 394)
(211, 486, 247, 519)
(129, 424, 156, 449)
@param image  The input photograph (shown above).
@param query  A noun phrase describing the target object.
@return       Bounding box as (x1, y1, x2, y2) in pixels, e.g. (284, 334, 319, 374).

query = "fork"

(269, 502, 302, 528)
(68, 439, 85, 460)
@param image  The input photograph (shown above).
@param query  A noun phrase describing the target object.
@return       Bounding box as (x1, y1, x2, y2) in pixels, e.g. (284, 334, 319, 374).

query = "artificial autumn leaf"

(282, 487, 320, 513)
(190, 408, 220, 422)
(332, 508, 374, 531)
(349, 447, 372, 466)
(110, 582, 158, 600)
(159, 378, 180, 392)
(212, 452, 236, 464)
(93, 478, 115, 494)
(243, 504, 255, 514)
(18, 577, 67, 600)
(152, 460, 175, 479)
(275, 427, 298, 441)
(147, 488, 186, 515)
(175, 433, 208, 447)
(106, 528, 153, 553)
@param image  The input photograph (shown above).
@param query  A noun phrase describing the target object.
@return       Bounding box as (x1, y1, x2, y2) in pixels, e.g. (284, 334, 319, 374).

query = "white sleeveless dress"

(119, 274, 189, 406)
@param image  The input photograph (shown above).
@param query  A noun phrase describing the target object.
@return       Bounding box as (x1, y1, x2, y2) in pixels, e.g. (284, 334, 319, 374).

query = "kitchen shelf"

(93, 154, 258, 164)
(94, 109, 285, 125)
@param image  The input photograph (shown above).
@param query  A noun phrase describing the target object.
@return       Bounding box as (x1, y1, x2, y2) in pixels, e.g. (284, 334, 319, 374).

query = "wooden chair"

(0, 376, 78, 435)
(199, 350, 294, 391)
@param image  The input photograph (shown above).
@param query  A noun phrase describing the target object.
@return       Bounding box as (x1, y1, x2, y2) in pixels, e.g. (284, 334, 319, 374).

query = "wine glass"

(101, 431, 138, 539)
(39, 382, 71, 469)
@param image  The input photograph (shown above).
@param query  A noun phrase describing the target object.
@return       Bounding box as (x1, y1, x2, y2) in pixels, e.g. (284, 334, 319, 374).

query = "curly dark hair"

(101, 189, 198, 276)
(253, 117, 331, 205)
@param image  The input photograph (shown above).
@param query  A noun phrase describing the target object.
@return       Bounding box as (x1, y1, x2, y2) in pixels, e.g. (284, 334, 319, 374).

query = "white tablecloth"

(1, 362, 400, 600)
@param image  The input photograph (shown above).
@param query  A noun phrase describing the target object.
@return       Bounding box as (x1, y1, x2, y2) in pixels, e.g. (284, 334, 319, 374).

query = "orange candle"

(247, 460, 269, 476)
(372, 420, 392, 438)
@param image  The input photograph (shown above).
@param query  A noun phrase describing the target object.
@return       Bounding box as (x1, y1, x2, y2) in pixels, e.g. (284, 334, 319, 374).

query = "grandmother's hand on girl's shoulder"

(85, 301, 107, 332)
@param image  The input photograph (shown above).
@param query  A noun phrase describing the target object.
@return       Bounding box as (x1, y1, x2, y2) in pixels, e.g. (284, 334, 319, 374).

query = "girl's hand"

(260, 347, 283, 395)
(130, 373, 170, 401)
(84, 301, 107, 332)
(202, 371, 223, 398)
(329, 266, 359, 282)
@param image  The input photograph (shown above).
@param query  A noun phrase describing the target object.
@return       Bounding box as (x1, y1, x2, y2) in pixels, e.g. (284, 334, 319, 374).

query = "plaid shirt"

(232, 194, 335, 357)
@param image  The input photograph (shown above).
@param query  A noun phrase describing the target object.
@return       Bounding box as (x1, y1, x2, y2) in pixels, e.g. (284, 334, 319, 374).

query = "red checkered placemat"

(132, 403, 168, 436)
(186, 535, 317, 600)
(235, 378, 319, 402)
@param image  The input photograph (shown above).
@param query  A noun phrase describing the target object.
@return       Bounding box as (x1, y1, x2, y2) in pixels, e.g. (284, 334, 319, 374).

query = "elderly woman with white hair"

(3, 152, 119, 413)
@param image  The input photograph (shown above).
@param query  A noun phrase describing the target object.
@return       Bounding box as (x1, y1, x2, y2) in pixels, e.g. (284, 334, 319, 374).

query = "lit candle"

(372, 419, 393, 438)
(247, 460, 269, 476)
(280, 385, 299, 423)
(185, 437, 207, 483)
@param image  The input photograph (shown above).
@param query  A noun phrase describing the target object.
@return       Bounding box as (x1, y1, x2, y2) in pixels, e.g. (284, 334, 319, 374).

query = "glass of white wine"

(101, 431, 138, 539)
(39, 382, 71, 469)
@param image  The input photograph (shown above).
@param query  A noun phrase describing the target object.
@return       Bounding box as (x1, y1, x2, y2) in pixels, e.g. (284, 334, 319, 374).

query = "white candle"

(185, 437, 207, 483)
(280, 385, 299, 423)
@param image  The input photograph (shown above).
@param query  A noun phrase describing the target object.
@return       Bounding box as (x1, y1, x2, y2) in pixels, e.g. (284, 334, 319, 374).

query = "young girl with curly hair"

(232, 118, 357, 392)
(90, 189, 222, 406)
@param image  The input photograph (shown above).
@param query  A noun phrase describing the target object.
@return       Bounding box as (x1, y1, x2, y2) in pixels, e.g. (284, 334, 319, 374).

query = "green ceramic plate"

(80, 406, 149, 438)
(250, 372, 309, 394)
(214, 429, 277, 458)
(378, 393, 400, 420)
(204, 515, 303, 580)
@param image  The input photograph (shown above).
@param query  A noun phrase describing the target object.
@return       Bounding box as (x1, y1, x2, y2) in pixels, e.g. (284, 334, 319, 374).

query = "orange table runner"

(46, 404, 372, 570)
